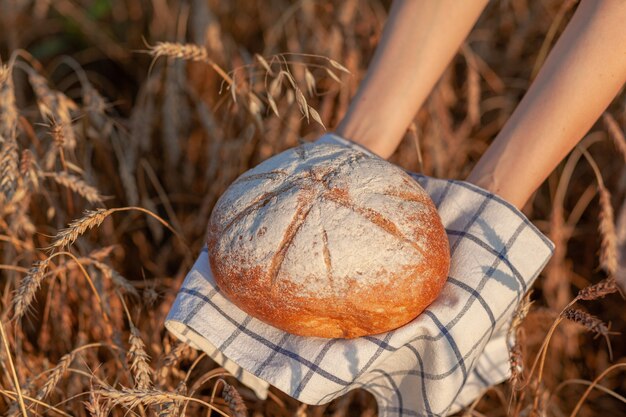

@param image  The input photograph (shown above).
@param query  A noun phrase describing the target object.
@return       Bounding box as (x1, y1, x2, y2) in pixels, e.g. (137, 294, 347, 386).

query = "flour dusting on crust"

(207, 141, 450, 337)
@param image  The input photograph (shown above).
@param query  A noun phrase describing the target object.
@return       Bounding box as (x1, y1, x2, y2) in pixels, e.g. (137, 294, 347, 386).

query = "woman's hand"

(335, 0, 488, 158)
(466, 0, 626, 208)
(334, 0, 626, 210)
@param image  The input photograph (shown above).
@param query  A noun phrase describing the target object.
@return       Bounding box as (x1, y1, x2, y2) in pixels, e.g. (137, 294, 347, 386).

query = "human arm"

(466, 0, 626, 209)
(335, 0, 489, 158)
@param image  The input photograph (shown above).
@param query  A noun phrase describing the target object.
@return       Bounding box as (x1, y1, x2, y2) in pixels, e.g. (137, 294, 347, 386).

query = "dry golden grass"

(0, 1, 625, 416)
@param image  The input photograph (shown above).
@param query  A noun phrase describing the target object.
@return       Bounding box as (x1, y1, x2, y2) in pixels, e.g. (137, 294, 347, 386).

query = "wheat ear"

(13, 252, 108, 323)
(36, 352, 73, 400)
(35, 343, 120, 403)
(148, 42, 234, 87)
(602, 112, 626, 162)
(221, 380, 247, 417)
(42, 171, 104, 204)
(562, 308, 615, 360)
(96, 386, 231, 417)
(49, 208, 113, 251)
(0, 134, 19, 200)
(12, 258, 51, 320)
(0, 62, 19, 140)
(48, 207, 187, 253)
(579, 148, 618, 275)
(576, 277, 618, 301)
(84, 389, 107, 417)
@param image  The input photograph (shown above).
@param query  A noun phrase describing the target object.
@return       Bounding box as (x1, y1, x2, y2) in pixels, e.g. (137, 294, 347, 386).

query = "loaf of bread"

(207, 141, 450, 338)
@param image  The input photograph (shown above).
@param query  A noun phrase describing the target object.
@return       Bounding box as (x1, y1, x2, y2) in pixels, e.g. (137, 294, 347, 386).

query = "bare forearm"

(467, 0, 626, 209)
(336, 0, 488, 158)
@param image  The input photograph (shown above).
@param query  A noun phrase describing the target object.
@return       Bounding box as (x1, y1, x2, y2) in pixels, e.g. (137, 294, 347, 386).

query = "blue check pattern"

(166, 135, 554, 417)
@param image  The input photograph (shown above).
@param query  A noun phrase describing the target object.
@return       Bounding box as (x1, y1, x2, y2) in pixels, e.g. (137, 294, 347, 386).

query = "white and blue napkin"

(166, 133, 554, 417)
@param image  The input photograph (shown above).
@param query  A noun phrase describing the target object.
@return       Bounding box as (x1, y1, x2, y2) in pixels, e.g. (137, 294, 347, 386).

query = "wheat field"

(0, 1, 625, 416)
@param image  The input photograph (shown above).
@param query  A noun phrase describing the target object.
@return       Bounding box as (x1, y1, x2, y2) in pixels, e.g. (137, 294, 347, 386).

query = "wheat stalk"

(88, 245, 116, 260)
(96, 386, 230, 417)
(13, 252, 109, 324)
(83, 83, 109, 117)
(2, 388, 73, 417)
(27, 69, 78, 150)
(568, 363, 626, 417)
(462, 47, 481, 128)
(157, 381, 186, 417)
(35, 343, 122, 403)
(517, 300, 578, 395)
(63, 54, 113, 131)
(276, 52, 351, 74)
(33, 342, 122, 406)
(159, 342, 188, 369)
(148, 42, 234, 88)
(162, 59, 187, 168)
(148, 41, 329, 127)
(131, 74, 159, 154)
(6, 376, 36, 417)
(149, 41, 265, 123)
(0, 320, 28, 417)
(110, 129, 140, 206)
(156, 341, 192, 387)
(92, 260, 139, 297)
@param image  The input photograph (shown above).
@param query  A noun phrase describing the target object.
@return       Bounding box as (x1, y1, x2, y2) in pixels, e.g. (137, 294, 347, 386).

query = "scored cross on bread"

(208, 142, 450, 338)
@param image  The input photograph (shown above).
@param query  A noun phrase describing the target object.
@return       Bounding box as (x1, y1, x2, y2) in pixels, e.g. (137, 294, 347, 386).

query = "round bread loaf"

(207, 141, 450, 338)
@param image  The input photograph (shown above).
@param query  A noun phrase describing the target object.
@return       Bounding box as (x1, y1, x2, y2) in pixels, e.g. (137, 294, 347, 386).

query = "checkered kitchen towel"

(166, 133, 554, 417)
